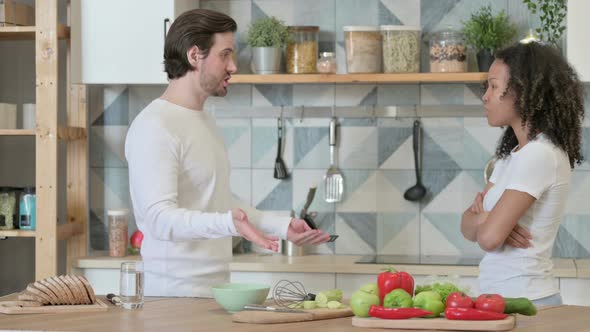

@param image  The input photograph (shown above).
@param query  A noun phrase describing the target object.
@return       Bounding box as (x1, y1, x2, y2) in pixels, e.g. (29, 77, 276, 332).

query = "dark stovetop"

(355, 255, 482, 266)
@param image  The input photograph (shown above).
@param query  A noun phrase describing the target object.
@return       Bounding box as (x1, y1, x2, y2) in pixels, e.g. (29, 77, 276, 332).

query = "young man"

(125, 9, 329, 297)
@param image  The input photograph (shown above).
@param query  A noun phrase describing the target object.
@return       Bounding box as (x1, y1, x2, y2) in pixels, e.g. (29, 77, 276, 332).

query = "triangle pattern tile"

(379, 216, 419, 255)
(221, 126, 248, 149)
(337, 170, 376, 211)
(294, 127, 329, 167)
(335, 217, 375, 255)
(89, 127, 127, 168)
(552, 224, 590, 258)
(341, 128, 378, 169)
(93, 88, 129, 126)
(423, 212, 483, 256)
(360, 87, 378, 106)
(420, 0, 461, 34)
(377, 212, 415, 252)
(379, 136, 414, 170)
(564, 172, 590, 214)
(91, 168, 130, 205)
(420, 214, 462, 256)
(254, 85, 293, 106)
(381, 170, 418, 199)
(423, 171, 474, 214)
(251, 1, 268, 22)
(421, 169, 461, 207)
(462, 129, 493, 170)
(338, 212, 377, 252)
(252, 127, 277, 168)
(422, 130, 461, 170)
(378, 0, 403, 25)
(89, 209, 108, 251)
(464, 170, 486, 192)
(378, 127, 413, 167)
(255, 179, 293, 211)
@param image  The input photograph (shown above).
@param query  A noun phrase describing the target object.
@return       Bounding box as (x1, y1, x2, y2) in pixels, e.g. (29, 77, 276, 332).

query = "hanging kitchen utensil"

(324, 117, 344, 202)
(272, 280, 316, 308)
(403, 119, 427, 202)
(273, 115, 288, 179)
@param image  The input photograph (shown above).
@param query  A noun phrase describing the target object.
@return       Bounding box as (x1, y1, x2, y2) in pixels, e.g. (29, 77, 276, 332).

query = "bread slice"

(24, 284, 54, 305)
(59, 275, 80, 304)
(72, 275, 91, 304)
(39, 279, 63, 305)
(65, 275, 87, 304)
(44, 277, 69, 305)
(18, 289, 49, 305)
(75, 275, 97, 304)
(52, 276, 75, 305)
(33, 281, 60, 305)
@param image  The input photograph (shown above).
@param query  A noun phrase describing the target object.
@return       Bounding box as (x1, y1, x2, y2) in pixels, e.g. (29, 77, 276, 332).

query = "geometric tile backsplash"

(89, 0, 590, 259)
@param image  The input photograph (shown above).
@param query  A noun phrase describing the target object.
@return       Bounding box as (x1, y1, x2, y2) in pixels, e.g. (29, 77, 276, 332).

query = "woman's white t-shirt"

(480, 134, 571, 299)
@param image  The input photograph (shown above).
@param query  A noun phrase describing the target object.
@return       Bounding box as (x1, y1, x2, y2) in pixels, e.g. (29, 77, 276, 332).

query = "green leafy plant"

(462, 5, 517, 53)
(522, 0, 567, 46)
(247, 16, 290, 48)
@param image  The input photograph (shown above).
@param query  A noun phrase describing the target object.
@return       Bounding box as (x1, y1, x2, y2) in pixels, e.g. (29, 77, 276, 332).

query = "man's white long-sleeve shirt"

(125, 98, 291, 297)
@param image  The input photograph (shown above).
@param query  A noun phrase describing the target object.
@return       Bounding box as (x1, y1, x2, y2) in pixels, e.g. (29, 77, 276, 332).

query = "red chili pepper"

(377, 267, 414, 305)
(445, 307, 509, 320)
(369, 305, 433, 319)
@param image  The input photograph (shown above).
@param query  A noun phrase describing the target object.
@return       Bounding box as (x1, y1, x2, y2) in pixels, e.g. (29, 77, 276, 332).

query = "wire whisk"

(272, 280, 316, 308)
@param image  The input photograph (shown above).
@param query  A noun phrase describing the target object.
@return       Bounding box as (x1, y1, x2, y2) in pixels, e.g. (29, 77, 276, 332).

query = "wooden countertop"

(0, 297, 588, 332)
(74, 254, 578, 278)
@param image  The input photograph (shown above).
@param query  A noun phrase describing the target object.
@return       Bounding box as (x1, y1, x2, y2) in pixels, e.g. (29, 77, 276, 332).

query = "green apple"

(383, 288, 413, 308)
(350, 289, 380, 317)
(359, 283, 378, 295)
(413, 291, 444, 318)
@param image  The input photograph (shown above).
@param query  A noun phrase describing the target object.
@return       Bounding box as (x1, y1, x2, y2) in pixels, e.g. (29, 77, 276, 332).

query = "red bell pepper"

(377, 267, 414, 305)
(445, 307, 509, 320)
(369, 305, 432, 319)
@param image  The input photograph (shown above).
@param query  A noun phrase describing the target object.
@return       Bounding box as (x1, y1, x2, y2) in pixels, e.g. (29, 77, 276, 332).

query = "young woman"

(461, 42, 584, 306)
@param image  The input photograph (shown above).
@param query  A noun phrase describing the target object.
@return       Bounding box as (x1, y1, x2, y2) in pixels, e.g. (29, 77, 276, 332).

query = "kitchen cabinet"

(71, 0, 198, 84)
(567, 0, 590, 81)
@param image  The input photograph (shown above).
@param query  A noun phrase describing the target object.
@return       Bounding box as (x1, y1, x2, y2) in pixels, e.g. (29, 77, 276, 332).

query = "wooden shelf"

(0, 24, 70, 40)
(0, 129, 35, 136)
(0, 230, 36, 238)
(229, 72, 487, 84)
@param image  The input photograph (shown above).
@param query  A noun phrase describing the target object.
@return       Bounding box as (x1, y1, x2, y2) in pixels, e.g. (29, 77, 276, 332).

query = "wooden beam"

(57, 126, 86, 140)
(229, 73, 488, 84)
(35, 0, 59, 280)
(0, 129, 35, 136)
(0, 24, 69, 40)
(57, 222, 83, 241)
(0, 230, 36, 238)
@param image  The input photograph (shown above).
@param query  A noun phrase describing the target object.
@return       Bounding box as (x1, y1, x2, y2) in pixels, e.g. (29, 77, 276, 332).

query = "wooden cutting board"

(0, 293, 108, 315)
(232, 307, 353, 324)
(352, 315, 516, 331)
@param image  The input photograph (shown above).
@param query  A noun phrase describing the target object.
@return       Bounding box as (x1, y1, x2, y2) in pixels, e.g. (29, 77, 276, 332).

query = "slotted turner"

(324, 117, 343, 202)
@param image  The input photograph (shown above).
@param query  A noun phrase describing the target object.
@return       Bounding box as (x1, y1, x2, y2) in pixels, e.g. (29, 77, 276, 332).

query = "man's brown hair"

(164, 9, 237, 80)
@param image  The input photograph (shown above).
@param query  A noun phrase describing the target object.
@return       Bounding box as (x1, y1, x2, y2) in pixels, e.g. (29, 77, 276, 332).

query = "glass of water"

(120, 261, 144, 309)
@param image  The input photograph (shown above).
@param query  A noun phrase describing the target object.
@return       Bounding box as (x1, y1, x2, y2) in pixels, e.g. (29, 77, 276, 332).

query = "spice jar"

(429, 28, 467, 73)
(108, 209, 129, 257)
(0, 187, 18, 230)
(19, 187, 36, 230)
(381, 25, 421, 73)
(317, 52, 337, 74)
(344, 26, 382, 73)
(286, 26, 319, 74)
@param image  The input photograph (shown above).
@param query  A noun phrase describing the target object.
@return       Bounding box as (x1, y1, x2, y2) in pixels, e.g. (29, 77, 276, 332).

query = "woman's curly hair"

(490, 42, 585, 168)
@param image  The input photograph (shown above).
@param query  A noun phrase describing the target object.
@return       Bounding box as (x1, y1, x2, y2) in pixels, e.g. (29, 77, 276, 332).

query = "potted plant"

(462, 5, 517, 71)
(522, 0, 567, 48)
(247, 16, 290, 74)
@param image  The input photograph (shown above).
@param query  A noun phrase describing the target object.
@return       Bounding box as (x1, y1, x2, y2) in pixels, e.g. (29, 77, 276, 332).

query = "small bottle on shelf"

(19, 187, 36, 230)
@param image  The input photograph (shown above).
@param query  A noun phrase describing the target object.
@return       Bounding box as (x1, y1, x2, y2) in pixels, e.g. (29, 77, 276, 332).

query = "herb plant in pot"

(247, 16, 290, 74)
(462, 5, 517, 72)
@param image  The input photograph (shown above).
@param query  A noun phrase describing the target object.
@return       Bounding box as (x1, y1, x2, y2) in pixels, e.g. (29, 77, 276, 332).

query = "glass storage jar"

(344, 26, 382, 73)
(286, 26, 319, 74)
(108, 209, 129, 257)
(381, 25, 421, 73)
(429, 28, 467, 73)
(19, 186, 36, 230)
(0, 187, 18, 230)
(317, 52, 337, 74)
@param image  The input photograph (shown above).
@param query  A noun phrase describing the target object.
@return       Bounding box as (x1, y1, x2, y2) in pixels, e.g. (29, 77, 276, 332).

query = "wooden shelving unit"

(230, 72, 487, 84)
(0, 0, 88, 280)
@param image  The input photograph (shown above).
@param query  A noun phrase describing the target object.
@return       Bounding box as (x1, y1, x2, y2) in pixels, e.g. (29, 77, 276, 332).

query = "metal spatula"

(324, 117, 343, 202)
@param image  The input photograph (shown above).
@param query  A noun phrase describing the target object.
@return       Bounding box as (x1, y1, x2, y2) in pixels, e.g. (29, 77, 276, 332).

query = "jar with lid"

(286, 26, 319, 74)
(429, 28, 467, 73)
(381, 25, 421, 73)
(0, 187, 18, 230)
(108, 209, 129, 257)
(317, 52, 337, 74)
(19, 187, 36, 230)
(344, 26, 382, 73)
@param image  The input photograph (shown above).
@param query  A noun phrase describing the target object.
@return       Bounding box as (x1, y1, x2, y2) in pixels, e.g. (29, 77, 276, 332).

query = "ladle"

(404, 119, 427, 201)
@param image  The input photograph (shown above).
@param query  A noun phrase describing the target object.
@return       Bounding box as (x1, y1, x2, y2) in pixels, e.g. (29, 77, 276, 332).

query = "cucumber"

(503, 297, 537, 316)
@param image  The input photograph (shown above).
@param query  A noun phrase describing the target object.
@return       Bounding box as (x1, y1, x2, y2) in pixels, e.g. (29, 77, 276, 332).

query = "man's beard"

(201, 71, 227, 97)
